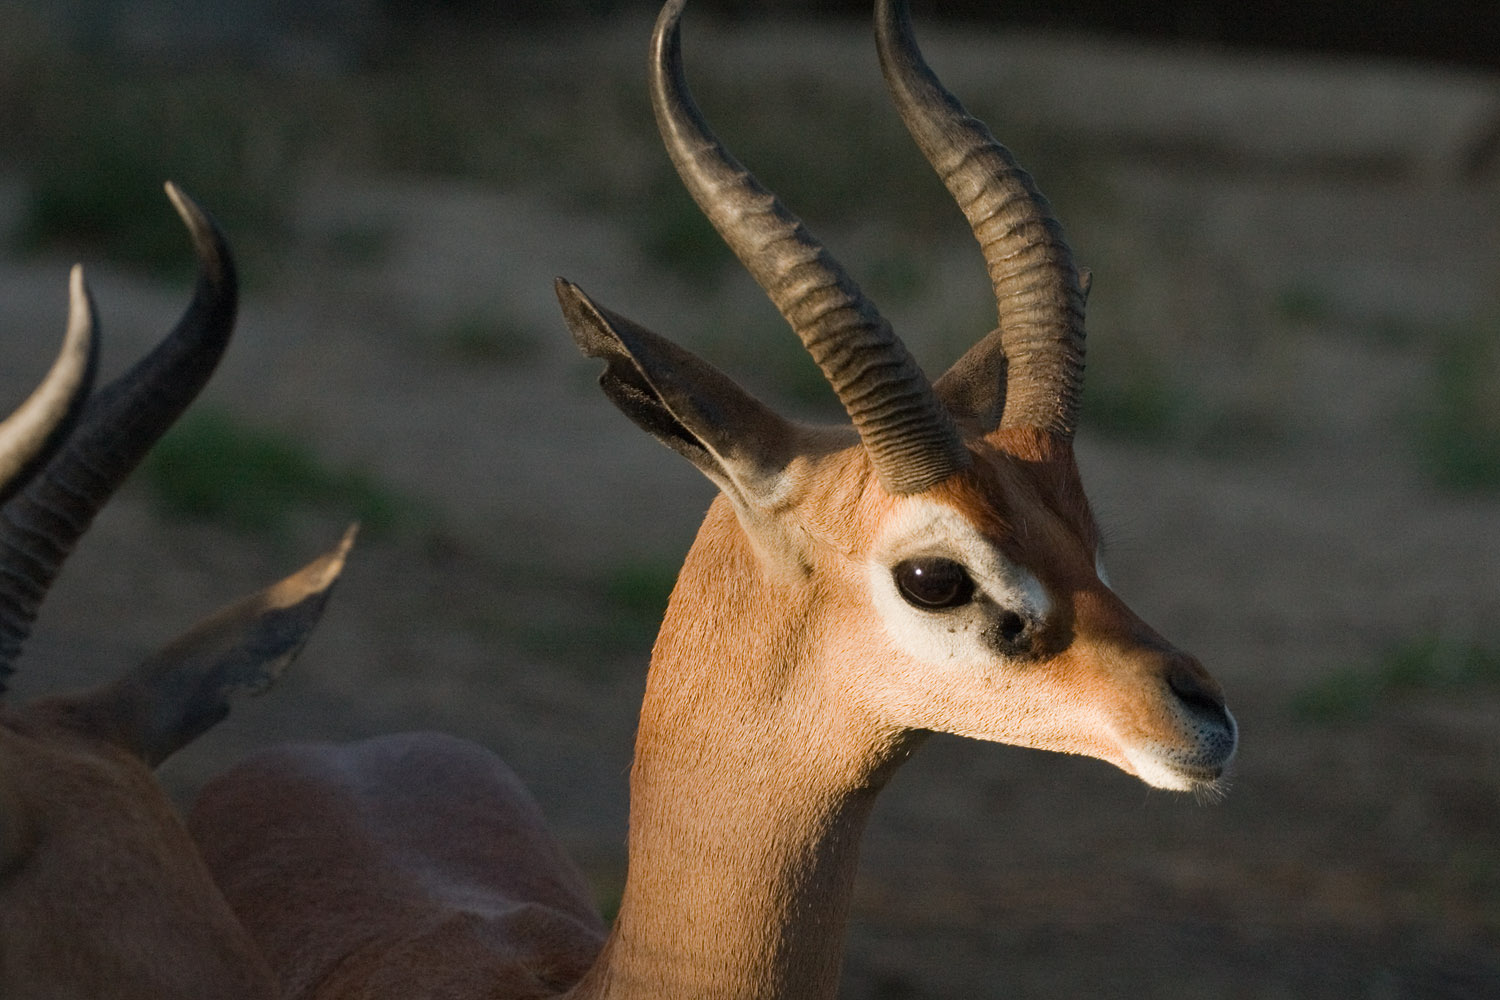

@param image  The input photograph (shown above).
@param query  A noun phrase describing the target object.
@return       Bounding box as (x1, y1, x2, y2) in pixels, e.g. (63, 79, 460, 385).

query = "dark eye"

(893, 558, 975, 610)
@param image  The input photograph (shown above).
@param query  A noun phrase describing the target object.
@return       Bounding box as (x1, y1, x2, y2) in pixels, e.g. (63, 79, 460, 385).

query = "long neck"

(568, 501, 913, 1000)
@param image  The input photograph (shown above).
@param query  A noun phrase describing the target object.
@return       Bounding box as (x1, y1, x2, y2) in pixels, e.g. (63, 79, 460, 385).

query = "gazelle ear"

(933, 268, 1092, 434)
(60, 527, 355, 768)
(557, 278, 800, 509)
(933, 328, 1008, 432)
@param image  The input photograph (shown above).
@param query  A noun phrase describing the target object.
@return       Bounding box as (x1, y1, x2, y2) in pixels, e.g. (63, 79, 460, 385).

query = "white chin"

(1123, 748, 1222, 792)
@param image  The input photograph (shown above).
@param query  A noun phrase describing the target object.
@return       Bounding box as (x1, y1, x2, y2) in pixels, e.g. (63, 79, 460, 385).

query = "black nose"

(1166, 657, 1230, 725)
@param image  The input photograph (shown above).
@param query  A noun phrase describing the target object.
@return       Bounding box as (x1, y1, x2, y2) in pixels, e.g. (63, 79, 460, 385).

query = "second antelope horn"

(0, 183, 237, 684)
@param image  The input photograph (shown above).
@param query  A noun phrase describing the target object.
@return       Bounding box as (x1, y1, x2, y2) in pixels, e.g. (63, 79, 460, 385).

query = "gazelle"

(189, 1, 1237, 997)
(0, 185, 352, 999)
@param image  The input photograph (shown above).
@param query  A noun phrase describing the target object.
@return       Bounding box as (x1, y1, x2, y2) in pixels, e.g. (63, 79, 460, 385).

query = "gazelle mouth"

(1125, 750, 1234, 794)
(1120, 707, 1238, 795)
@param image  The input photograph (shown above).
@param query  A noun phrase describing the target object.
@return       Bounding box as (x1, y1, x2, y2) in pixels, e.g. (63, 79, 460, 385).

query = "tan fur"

(557, 433, 1227, 999)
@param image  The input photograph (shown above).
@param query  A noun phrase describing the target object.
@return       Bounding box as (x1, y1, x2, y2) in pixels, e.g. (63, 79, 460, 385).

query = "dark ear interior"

(67, 527, 355, 768)
(560, 281, 718, 471)
(556, 278, 798, 500)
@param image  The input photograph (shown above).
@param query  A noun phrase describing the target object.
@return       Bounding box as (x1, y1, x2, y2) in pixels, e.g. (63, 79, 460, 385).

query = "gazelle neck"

(568, 499, 917, 1000)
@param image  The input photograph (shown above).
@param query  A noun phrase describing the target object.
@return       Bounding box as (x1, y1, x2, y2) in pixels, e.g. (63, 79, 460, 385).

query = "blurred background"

(2, 0, 1498, 996)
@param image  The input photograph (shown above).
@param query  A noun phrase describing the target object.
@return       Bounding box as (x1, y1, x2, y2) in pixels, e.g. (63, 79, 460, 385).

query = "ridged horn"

(0, 183, 237, 687)
(876, 0, 1087, 438)
(650, 0, 968, 495)
(0, 267, 99, 506)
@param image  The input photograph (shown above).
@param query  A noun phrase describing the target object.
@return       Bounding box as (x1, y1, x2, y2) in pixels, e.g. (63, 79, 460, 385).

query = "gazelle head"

(0, 186, 352, 999)
(557, 0, 1235, 794)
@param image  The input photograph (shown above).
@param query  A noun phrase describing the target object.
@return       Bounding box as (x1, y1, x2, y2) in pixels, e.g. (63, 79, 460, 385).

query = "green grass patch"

(1274, 283, 1333, 326)
(1289, 666, 1379, 723)
(495, 558, 680, 677)
(1292, 632, 1500, 723)
(1414, 320, 1500, 494)
(321, 218, 397, 267)
(142, 408, 419, 537)
(602, 558, 679, 644)
(1081, 359, 1185, 443)
(500, 557, 680, 669)
(594, 878, 625, 927)
(1379, 632, 1500, 690)
(434, 311, 543, 368)
(8, 59, 301, 277)
(862, 252, 931, 307)
(632, 182, 735, 289)
(1079, 339, 1282, 458)
(708, 317, 844, 419)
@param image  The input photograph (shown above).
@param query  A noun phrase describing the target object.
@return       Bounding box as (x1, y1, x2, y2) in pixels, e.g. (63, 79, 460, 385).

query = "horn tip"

(162, 180, 197, 226)
(336, 522, 359, 561)
(318, 523, 359, 587)
(162, 182, 236, 296)
(66, 264, 90, 315)
(286, 523, 360, 601)
(652, 0, 688, 56)
(64, 265, 97, 355)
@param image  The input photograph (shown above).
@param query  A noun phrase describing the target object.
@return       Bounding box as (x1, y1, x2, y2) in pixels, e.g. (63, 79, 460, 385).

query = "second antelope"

(0, 186, 350, 999)
(189, 2, 1237, 997)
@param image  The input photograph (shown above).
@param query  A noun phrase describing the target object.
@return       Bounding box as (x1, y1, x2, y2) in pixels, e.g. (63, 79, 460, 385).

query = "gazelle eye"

(893, 558, 975, 610)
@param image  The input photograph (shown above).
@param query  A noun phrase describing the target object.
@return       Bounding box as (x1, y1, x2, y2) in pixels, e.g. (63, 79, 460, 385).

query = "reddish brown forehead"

(791, 426, 1099, 573)
(928, 428, 1101, 572)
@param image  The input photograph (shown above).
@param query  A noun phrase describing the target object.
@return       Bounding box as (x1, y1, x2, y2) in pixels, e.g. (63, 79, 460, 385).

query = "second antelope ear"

(59, 527, 355, 769)
(557, 279, 799, 509)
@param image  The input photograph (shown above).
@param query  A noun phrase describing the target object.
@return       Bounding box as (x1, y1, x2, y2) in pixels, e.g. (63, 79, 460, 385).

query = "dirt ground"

(3, 15, 1500, 999)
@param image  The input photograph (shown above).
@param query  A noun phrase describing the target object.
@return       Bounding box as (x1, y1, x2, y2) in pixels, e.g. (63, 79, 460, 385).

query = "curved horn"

(650, 0, 968, 495)
(875, 0, 1086, 438)
(0, 267, 99, 505)
(0, 182, 237, 686)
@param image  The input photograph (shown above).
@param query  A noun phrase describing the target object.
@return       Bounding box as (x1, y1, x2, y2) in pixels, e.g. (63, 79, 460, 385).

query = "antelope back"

(189, 732, 607, 1000)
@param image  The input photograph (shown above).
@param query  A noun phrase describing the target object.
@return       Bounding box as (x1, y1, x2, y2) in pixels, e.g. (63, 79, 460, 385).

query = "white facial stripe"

(866, 498, 1050, 668)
